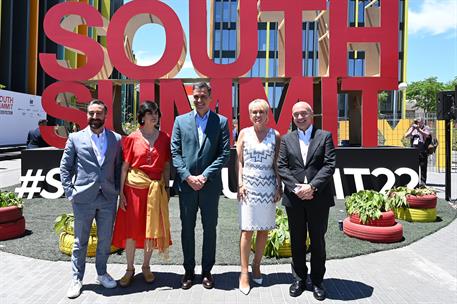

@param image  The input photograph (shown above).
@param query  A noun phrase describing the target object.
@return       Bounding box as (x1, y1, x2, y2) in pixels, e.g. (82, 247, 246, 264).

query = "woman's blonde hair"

(248, 99, 270, 113)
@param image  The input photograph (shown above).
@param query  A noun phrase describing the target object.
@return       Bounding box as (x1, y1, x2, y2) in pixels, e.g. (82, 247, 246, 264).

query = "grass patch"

(0, 186, 455, 265)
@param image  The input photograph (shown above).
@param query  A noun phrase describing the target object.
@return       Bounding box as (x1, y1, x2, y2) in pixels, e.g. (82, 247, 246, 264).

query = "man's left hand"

(296, 184, 314, 200)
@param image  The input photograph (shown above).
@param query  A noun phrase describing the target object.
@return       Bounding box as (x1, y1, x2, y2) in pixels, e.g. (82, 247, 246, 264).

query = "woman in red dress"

(112, 101, 172, 287)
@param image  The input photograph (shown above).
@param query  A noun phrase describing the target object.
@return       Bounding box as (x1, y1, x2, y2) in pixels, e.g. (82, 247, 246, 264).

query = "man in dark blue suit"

(171, 82, 231, 290)
(26, 119, 48, 148)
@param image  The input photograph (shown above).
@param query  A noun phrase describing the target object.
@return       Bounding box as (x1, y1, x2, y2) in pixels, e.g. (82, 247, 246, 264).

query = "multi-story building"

(210, 0, 408, 139)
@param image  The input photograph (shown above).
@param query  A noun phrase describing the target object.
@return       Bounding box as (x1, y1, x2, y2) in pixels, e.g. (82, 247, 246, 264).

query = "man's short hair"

(192, 82, 211, 96)
(88, 99, 108, 113)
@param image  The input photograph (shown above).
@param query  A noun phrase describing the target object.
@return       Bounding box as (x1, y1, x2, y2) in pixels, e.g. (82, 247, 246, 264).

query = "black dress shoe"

(312, 284, 326, 301)
(181, 271, 195, 290)
(202, 272, 214, 289)
(289, 280, 305, 297)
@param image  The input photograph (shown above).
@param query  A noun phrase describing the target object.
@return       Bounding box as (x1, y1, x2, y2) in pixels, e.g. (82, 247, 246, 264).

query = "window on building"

(223, 2, 231, 22)
(258, 29, 266, 51)
(215, 2, 222, 22)
(230, 1, 238, 23)
(228, 30, 236, 51)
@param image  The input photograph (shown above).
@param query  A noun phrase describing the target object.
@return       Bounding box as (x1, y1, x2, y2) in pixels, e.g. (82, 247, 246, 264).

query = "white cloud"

(409, 0, 457, 36)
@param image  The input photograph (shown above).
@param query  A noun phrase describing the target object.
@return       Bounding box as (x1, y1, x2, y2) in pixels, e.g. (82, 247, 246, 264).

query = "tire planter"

(406, 194, 437, 209)
(59, 232, 118, 257)
(394, 207, 437, 222)
(252, 235, 310, 258)
(349, 210, 395, 227)
(343, 217, 403, 243)
(63, 221, 98, 236)
(0, 216, 26, 241)
(0, 206, 23, 224)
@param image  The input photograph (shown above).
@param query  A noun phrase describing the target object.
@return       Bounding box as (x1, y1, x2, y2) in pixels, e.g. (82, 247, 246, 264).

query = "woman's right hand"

(238, 185, 247, 202)
(119, 192, 127, 211)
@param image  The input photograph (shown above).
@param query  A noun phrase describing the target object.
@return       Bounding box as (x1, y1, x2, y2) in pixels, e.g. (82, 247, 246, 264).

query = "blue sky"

(127, 0, 457, 83)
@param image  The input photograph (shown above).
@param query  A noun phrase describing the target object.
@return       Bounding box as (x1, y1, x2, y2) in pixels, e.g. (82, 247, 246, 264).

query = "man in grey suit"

(60, 99, 122, 299)
(278, 101, 336, 301)
(171, 82, 231, 290)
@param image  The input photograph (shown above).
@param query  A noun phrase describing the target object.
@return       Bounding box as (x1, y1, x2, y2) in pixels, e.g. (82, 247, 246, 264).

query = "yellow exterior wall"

(338, 118, 448, 170)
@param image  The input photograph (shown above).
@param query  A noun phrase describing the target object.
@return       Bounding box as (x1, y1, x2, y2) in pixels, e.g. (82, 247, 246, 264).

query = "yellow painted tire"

(252, 235, 310, 258)
(64, 222, 98, 237)
(394, 207, 437, 222)
(59, 232, 118, 257)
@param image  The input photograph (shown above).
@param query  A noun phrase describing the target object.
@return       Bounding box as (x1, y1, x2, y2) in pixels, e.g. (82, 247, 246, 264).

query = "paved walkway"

(1, 218, 455, 304)
(1, 161, 456, 303)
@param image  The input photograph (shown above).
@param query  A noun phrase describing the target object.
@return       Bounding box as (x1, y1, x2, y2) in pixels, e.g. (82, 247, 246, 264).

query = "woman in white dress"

(236, 99, 282, 295)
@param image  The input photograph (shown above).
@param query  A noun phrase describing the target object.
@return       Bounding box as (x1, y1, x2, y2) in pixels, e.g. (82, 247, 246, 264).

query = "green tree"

(406, 77, 445, 112)
(444, 76, 457, 90)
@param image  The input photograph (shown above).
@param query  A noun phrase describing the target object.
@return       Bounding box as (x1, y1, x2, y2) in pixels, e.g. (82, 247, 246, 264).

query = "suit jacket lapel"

(290, 130, 305, 168)
(101, 130, 113, 167)
(85, 127, 99, 167)
(188, 112, 199, 144)
(305, 127, 320, 166)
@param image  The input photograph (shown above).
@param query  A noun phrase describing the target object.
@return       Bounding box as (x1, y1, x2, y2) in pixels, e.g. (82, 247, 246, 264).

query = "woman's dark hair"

(137, 101, 161, 126)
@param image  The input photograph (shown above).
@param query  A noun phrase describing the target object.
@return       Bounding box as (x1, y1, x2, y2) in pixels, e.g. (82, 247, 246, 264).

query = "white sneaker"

(96, 273, 117, 289)
(66, 279, 82, 299)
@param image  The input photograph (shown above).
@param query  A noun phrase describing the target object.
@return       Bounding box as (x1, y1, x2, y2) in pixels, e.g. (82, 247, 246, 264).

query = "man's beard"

(89, 118, 104, 130)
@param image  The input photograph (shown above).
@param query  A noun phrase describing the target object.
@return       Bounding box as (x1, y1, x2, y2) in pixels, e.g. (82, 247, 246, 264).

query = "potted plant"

(388, 186, 437, 222)
(252, 208, 309, 258)
(0, 191, 26, 241)
(343, 190, 404, 243)
(54, 213, 118, 257)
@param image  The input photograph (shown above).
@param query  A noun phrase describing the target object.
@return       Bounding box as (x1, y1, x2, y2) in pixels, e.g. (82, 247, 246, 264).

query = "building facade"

(210, 0, 408, 128)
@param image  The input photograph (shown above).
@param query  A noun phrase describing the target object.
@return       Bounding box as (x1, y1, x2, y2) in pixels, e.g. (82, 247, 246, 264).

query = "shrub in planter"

(251, 208, 310, 258)
(343, 190, 404, 243)
(54, 214, 118, 257)
(0, 191, 25, 241)
(388, 187, 437, 222)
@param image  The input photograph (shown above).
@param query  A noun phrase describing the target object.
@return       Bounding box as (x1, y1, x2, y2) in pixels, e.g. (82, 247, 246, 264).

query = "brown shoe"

(202, 272, 214, 289)
(142, 266, 155, 284)
(119, 268, 135, 287)
(181, 271, 194, 290)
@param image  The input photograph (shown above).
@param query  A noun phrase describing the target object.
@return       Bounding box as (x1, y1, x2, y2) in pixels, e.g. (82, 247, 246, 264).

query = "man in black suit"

(26, 119, 48, 149)
(278, 101, 336, 301)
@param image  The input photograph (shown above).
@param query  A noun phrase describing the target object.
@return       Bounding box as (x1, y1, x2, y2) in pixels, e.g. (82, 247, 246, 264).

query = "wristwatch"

(310, 184, 317, 192)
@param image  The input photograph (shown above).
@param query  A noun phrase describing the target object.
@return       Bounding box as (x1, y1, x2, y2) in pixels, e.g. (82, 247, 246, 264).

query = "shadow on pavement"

(84, 271, 182, 296)
(325, 277, 374, 300)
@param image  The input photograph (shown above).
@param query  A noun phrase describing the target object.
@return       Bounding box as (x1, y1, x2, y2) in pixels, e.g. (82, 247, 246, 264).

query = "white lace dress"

(239, 128, 277, 231)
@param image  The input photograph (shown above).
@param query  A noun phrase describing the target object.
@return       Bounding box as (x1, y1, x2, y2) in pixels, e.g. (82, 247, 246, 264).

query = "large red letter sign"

(189, 0, 258, 78)
(39, 2, 104, 81)
(107, 0, 186, 79)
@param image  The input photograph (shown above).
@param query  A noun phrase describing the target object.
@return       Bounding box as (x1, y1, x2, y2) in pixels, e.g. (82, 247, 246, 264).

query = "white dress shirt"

(298, 125, 313, 167)
(89, 128, 107, 166)
(194, 110, 210, 147)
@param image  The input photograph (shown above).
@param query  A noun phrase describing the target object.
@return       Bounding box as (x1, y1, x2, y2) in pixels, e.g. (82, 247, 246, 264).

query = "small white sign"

(0, 89, 46, 146)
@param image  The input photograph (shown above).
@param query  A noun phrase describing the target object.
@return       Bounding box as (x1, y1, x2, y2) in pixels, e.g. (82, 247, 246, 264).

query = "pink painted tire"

(0, 206, 23, 224)
(343, 217, 403, 243)
(349, 210, 395, 227)
(406, 194, 437, 209)
(0, 216, 26, 241)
